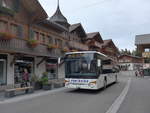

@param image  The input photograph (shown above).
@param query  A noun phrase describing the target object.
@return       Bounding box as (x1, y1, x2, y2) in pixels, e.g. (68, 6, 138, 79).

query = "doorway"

(0, 59, 6, 85)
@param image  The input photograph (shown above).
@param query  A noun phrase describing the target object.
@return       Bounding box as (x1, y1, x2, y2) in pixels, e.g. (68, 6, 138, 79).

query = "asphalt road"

(117, 76, 150, 113)
(0, 75, 149, 113)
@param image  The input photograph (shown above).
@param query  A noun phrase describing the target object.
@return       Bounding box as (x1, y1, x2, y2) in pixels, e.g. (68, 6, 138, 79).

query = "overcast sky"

(39, 0, 150, 51)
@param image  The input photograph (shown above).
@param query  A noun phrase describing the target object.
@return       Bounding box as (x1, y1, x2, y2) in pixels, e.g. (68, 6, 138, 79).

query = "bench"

(5, 87, 34, 98)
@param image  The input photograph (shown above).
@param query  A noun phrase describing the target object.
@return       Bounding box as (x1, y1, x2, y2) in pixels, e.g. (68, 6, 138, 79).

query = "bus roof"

(65, 51, 108, 59)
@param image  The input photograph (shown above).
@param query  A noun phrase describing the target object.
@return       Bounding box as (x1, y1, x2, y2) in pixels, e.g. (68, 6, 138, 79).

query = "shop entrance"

(46, 59, 58, 80)
(0, 59, 6, 85)
(14, 57, 34, 84)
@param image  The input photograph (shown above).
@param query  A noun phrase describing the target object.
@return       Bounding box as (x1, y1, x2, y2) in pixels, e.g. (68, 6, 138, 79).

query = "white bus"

(64, 51, 119, 90)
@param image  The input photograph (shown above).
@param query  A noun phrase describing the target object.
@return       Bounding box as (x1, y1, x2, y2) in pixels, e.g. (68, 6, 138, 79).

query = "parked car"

(143, 69, 150, 76)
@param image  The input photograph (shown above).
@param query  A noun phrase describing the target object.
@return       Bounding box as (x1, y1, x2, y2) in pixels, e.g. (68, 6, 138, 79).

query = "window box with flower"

(47, 44, 59, 50)
(62, 47, 69, 52)
(27, 39, 39, 48)
(0, 32, 15, 40)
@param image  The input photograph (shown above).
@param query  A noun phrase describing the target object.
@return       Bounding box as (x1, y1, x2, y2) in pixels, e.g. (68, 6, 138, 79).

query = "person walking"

(22, 68, 29, 87)
(135, 70, 138, 77)
(139, 69, 144, 78)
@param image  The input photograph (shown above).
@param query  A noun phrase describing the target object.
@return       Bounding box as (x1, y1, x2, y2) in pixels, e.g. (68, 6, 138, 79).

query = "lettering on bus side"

(70, 80, 89, 83)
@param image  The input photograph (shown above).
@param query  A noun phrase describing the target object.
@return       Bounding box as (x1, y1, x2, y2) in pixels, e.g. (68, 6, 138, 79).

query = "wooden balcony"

(89, 41, 102, 48)
(68, 41, 89, 50)
(0, 38, 62, 57)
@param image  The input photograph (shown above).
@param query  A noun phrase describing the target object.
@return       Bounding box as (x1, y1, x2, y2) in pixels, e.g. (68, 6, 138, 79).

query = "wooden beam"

(36, 57, 48, 68)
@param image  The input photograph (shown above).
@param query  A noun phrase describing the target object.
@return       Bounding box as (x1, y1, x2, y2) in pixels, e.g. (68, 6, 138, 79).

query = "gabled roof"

(135, 34, 150, 45)
(86, 32, 103, 43)
(21, 0, 48, 21)
(69, 23, 86, 37)
(69, 23, 80, 32)
(119, 54, 143, 59)
(39, 20, 68, 32)
(101, 39, 118, 50)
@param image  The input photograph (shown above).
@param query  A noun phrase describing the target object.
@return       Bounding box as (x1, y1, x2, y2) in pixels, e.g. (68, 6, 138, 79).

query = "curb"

(0, 87, 66, 104)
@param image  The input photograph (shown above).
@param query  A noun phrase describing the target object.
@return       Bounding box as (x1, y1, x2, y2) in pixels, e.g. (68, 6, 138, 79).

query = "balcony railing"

(90, 41, 102, 48)
(0, 38, 62, 57)
(68, 41, 89, 50)
(142, 52, 150, 58)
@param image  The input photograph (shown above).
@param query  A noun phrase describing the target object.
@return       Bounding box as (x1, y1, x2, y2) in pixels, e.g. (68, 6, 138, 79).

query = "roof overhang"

(135, 34, 150, 45)
(69, 23, 87, 38)
(21, 0, 48, 21)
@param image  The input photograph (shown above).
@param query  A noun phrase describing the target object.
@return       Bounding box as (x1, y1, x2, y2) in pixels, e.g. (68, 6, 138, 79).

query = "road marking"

(0, 87, 67, 104)
(105, 78, 131, 113)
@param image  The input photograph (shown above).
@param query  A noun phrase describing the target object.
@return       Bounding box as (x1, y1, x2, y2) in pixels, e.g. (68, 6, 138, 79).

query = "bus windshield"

(65, 53, 97, 78)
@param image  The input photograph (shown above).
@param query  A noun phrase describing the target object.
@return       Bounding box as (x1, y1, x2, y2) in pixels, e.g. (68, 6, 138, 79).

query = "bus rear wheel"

(103, 77, 107, 89)
(115, 74, 118, 83)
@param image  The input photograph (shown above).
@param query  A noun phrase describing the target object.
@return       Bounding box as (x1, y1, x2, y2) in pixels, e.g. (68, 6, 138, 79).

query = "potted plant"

(62, 47, 69, 52)
(40, 72, 52, 90)
(0, 32, 15, 40)
(27, 39, 39, 48)
(30, 74, 42, 90)
(71, 49, 78, 52)
(47, 44, 58, 50)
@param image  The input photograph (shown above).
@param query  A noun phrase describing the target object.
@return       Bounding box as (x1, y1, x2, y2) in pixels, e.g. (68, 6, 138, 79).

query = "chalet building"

(0, 0, 88, 88)
(85, 33, 119, 62)
(118, 54, 144, 71)
(99, 39, 119, 62)
(86, 32, 103, 52)
(135, 34, 150, 64)
(69, 23, 88, 51)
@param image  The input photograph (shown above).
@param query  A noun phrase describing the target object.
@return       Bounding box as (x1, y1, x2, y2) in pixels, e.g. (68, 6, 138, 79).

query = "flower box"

(71, 49, 78, 52)
(62, 47, 69, 52)
(27, 39, 39, 48)
(47, 44, 59, 49)
(0, 32, 15, 40)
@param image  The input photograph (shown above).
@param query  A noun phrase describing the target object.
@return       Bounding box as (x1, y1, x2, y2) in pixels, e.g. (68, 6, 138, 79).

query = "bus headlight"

(88, 81, 97, 87)
(64, 80, 69, 83)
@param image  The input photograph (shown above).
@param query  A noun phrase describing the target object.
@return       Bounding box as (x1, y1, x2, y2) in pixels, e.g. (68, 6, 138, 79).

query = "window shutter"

(0, 0, 2, 6)
(29, 28, 34, 39)
(17, 25, 23, 38)
(13, 0, 20, 12)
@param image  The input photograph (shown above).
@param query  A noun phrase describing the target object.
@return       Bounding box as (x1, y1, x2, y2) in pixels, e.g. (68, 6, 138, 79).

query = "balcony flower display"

(71, 49, 78, 52)
(0, 32, 15, 40)
(27, 39, 39, 48)
(47, 44, 59, 50)
(62, 47, 69, 52)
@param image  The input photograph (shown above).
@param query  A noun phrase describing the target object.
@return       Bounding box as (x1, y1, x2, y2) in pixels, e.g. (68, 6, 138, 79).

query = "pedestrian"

(22, 68, 29, 87)
(135, 71, 138, 77)
(139, 69, 144, 78)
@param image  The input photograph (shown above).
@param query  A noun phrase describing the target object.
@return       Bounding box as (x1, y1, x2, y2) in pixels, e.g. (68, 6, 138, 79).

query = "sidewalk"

(0, 87, 66, 104)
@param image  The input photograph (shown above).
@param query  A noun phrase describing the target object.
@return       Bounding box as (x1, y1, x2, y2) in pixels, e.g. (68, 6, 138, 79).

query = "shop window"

(11, 24, 18, 36)
(0, 20, 7, 32)
(14, 58, 34, 84)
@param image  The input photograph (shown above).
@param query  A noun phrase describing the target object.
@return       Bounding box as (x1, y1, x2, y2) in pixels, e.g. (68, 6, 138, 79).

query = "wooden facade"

(118, 54, 144, 71)
(0, 0, 119, 87)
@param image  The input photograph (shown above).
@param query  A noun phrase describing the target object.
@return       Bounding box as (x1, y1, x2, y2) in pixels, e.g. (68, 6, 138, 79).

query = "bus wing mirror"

(97, 59, 101, 67)
(58, 57, 61, 64)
